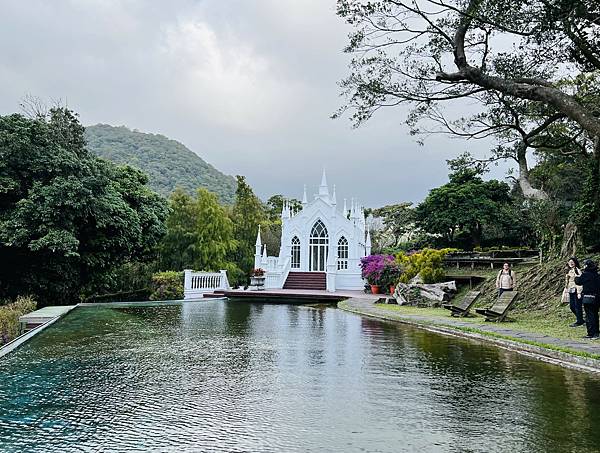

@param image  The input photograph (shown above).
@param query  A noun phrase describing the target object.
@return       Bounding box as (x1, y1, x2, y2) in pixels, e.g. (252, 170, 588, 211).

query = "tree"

(230, 176, 267, 276)
(160, 188, 238, 272)
(336, 0, 600, 137)
(372, 203, 415, 248)
(415, 167, 515, 248)
(0, 109, 168, 305)
(336, 0, 600, 254)
(265, 195, 303, 221)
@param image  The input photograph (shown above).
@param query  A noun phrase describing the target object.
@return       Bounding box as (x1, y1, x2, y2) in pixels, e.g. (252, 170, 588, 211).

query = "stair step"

(283, 272, 326, 290)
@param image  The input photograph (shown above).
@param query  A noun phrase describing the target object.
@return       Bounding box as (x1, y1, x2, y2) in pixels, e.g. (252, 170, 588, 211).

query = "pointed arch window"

(337, 236, 348, 270)
(309, 220, 329, 272)
(291, 236, 301, 269)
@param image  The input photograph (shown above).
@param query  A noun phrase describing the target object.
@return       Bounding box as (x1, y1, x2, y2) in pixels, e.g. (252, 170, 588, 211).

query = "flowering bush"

(360, 254, 394, 285)
(380, 262, 404, 288)
(250, 268, 265, 277)
(395, 248, 456, 284)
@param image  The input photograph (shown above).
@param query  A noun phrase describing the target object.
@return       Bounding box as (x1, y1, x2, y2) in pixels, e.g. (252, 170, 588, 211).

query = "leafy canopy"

(160, 188, 238, 273)
(415, 167, 513, 248)
(0, 109, 168, 305)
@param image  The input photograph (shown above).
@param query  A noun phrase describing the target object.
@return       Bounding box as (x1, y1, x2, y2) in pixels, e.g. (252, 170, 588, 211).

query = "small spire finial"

(255, 224, 262, 246)
(318, 168, 330, 200)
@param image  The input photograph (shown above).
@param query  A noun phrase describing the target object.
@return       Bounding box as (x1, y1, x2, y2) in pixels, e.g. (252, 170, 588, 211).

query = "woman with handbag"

(565, 257, 584, 327)
(574, 259, 600, 339)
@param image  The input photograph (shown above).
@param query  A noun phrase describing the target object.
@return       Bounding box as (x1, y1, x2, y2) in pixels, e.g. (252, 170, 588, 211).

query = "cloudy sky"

(0, 0, 509, 207)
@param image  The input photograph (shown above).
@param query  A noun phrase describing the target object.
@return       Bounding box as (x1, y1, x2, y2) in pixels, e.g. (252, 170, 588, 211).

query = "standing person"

(565, 257, 584, 327)
(574, 259, 600, 339)
(496, 262, 516, 298)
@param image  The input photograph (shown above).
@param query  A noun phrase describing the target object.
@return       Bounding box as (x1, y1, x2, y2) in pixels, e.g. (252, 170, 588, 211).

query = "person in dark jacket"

(574, 259, 600, 339)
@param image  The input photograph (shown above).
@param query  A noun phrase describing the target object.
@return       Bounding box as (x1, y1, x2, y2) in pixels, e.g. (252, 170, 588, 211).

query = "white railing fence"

(184, 269, 230, 299)
(264, 256, 291, 289)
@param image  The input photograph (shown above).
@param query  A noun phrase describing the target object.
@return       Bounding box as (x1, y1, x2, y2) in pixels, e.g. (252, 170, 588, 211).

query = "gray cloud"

(0, 0, 511, 207)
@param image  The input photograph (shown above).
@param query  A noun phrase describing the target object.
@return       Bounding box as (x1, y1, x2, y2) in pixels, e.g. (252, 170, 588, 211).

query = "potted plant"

(360, 254, 395, 295)
(250, 268, 266, 290)
(366, 274, 381, 294)
(381, 262, 403, 295)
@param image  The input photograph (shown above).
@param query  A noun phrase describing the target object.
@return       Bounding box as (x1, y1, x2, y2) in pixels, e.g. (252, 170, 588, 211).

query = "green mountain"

(85, 124, 237, 204)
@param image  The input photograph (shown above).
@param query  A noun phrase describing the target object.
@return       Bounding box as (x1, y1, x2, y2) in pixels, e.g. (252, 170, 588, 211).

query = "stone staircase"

(283, 272, 326, 290)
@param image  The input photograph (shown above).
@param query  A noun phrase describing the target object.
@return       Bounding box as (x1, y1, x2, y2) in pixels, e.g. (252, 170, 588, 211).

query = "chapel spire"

(318, 168, 330, 201)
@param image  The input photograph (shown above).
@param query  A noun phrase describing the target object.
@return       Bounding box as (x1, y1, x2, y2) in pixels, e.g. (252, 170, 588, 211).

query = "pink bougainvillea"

(359, 254, 394, 285)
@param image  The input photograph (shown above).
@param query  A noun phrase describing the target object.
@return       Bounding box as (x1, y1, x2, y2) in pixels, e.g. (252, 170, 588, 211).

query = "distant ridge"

(85, 124, 237, 204)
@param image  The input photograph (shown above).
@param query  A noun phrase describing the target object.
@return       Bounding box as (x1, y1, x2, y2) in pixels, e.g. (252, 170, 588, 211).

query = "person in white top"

(565, 257, 584, 327)
(495, 262, 516, 298)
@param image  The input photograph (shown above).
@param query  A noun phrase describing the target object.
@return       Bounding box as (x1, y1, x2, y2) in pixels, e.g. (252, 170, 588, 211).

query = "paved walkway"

(340, 298, 600, 366)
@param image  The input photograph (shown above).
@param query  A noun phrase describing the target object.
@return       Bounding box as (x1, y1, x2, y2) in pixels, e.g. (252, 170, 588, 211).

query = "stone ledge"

(339, 299, 600, 374)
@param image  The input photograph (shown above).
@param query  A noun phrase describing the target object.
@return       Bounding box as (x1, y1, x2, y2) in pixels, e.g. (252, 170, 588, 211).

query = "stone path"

(341, 297, 600, 361)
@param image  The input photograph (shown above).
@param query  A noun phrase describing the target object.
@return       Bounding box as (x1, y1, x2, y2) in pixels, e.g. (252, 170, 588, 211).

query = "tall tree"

(372, 203, 415, 248)
(0, 109, 168, 305)
(336, 0, 600, 137)
(160, 188, 238, 273)
(265, 195, 303, 222)
(336, 0, 600, 254)
(230, 176, 267, 276)
(415, 168, 514, 248)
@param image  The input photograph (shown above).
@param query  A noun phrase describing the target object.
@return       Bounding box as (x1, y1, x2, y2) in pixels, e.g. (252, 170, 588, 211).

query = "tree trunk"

(516, 142, 548, 200)
(559, 222, 583, 259)
(439, 0, 600, 140)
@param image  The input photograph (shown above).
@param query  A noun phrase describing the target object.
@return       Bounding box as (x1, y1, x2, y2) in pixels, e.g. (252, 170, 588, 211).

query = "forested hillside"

(85, 124, 237, 203)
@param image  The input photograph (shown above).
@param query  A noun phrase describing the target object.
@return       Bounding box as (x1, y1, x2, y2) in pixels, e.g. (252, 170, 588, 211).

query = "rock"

(393, 280, 457, 307)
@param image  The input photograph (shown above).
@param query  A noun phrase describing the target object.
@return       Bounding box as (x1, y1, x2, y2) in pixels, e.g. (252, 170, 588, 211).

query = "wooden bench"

(475, 291, 518, 322)
(442, 290, 481, 317)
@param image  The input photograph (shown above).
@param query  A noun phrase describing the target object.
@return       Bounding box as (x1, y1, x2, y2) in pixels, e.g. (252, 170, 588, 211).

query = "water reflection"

(0, 300, 599, 452)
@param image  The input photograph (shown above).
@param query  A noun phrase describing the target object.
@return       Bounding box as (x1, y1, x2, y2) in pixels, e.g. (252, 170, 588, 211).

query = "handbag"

(582, 295, 596, 305)
(561, 288, 570, 304)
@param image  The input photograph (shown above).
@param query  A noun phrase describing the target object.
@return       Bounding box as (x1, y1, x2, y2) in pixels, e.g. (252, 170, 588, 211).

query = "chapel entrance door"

(309, 220, 328, 272)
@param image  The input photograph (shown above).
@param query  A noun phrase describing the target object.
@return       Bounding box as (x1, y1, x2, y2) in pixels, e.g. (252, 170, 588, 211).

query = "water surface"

(1, 300, 599, 452)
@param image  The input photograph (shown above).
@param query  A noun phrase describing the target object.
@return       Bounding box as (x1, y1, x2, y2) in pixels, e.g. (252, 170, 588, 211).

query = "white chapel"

(254, 170, 371, 292)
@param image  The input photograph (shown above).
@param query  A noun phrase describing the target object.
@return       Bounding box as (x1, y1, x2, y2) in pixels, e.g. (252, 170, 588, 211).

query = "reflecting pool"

(1, 300, 600, 452)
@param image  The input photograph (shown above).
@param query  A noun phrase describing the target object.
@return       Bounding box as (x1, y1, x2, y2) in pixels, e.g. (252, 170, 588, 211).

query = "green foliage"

(160, 188, 239, 274)
(0, 110, 168, 306)
(149, 271, 183, 301)
(415, 167, 517, 249)
(230, 176, 267, 278)
(260, 220, 282, 258)
(371, 202, 415, 250)
(85, 124, 237, 204)
(266, 195, 302, 222)
(396, 249, 456, 284)
(0, 296, 36, 344)
(379, 262, 404, 289)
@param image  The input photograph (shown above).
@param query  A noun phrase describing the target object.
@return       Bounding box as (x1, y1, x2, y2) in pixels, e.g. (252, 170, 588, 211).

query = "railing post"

(219, 270, 230, 290)
(184, 269, 192, 292)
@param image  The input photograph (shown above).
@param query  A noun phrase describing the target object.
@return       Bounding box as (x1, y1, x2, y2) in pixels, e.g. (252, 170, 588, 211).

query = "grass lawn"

(375, 303, 591, 343)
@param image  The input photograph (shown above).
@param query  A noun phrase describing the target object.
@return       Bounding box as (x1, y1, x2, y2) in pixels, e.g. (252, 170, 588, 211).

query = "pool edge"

(0, 305, 79, 358)
(338, 300, 600, 375)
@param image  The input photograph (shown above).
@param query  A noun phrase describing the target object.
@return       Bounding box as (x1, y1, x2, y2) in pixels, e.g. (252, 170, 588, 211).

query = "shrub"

(0, 296, 37, 344)
(360, 254, 395, 285)
(379, 262, 404, 289)
(396, 248, 456, 284)
(149, 271, 184, 301)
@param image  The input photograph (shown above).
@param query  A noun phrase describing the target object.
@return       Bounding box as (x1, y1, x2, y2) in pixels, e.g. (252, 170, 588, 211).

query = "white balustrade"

(184, 269, 230, 299)
(263, 256, 291, 289)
